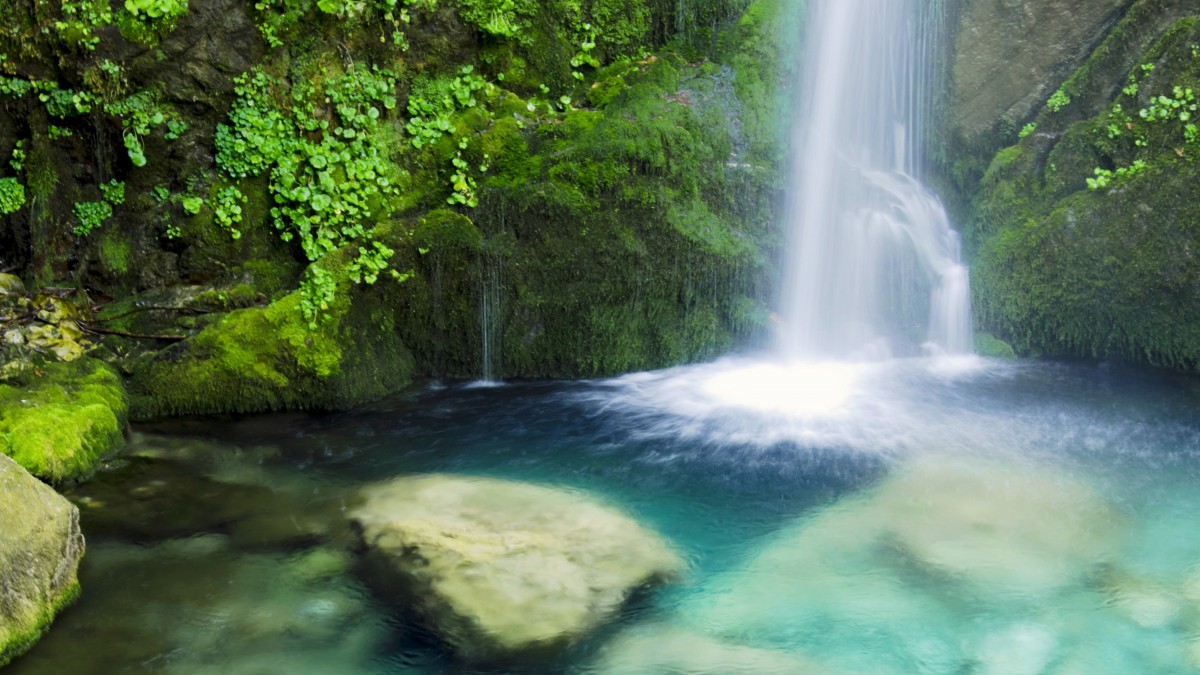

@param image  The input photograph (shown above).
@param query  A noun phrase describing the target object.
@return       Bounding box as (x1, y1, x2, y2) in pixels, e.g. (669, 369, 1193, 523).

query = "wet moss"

(395, 53, 778, 378)
(971, 16, 1200, 371)
(0, 358, 129, 483)
(129, 238, 417, 419)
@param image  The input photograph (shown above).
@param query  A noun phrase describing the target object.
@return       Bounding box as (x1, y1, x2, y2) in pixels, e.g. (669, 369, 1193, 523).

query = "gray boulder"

(0, 453, 85, 666)
(350, 474, 684, 662)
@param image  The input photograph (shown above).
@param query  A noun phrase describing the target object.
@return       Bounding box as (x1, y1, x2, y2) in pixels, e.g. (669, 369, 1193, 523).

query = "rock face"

(951, 0, 1130, 143)
(350, 474, 684, 662)
(0, 453, 85, 666)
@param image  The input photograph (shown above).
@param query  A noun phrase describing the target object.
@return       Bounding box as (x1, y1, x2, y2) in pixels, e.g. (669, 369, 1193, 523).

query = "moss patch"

(0, 358, 129, 483)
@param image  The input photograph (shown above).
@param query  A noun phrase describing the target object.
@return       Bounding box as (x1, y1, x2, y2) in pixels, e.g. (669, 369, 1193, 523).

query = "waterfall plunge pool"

(10, 356, 1200, 674)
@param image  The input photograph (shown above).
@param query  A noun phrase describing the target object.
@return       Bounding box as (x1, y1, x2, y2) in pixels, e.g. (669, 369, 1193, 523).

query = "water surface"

(11, 356, 1200, 674)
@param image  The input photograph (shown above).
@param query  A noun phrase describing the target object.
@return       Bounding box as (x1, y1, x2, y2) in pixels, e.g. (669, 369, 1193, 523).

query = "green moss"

(0, 577, 79, 668)
(0, 358, 128, 483)
(129, 239, 418, 418)
(392, 52, 777, 379)
(97, 232, 131, 275)
(974, 332, 1017, 359)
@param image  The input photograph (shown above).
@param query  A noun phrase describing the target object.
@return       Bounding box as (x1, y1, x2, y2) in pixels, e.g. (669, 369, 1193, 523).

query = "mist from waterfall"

(776, 0, 971, 360)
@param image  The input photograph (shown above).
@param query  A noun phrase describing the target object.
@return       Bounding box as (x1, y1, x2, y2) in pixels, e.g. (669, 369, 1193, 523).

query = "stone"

(0, 273, 23, 296)
(951, 0, 1127, 142)
(870, 457, 1125, 593)
(0, 453, 85, 666)
(674, 456, 1124, 670)
(592, 624, 827, 674)
(350, 474, 684, 662)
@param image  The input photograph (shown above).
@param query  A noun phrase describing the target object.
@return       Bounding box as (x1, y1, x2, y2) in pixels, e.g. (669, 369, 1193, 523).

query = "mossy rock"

(0, 453, 85, 667)
(0, 358, 129, 483)
(970, 14, 1200, 371)
(128, 235, 418, 419)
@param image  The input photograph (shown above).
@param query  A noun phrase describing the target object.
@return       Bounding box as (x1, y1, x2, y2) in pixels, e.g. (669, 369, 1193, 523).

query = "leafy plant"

(299, 266, 337, 328)
(1086, 160, 1147, 191)
(214, 185, 246, 239)
(1018, 122, 1037, 139)
(104, 90, 187, 167)
(1047, 88, 1070, 113)
(124, 0, 188, 20)
(405, 66, 488, 149)
(181, 195, 204, 214)
(72, 200, 113, 235)
(215, 64, 408, 308)
(55, 0, 112, 51)
(0, 178, 25, 215)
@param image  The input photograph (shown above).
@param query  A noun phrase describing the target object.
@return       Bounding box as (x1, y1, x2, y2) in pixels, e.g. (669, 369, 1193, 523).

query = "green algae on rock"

(0, 453, 85, 667)
(0, 358, 129, 483)
(350, 474, 685, 663)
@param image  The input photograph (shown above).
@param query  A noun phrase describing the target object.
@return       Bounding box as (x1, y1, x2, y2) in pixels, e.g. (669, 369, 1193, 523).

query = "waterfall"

(479, 253, 503, 381)
(776, 0, 971, 360)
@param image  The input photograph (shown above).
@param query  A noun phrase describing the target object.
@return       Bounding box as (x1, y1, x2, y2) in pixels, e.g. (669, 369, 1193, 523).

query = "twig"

(79, 324, 187, 342)
(93, 305, 213, 323)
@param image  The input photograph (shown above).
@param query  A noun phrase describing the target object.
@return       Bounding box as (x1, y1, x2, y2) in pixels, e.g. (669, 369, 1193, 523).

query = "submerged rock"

(350, 474, 684, 662)
(0, 453, 85, 666)
(871, 457, 1125, 593)
(676, 456, 1125, 671)
(66, 456, 331, 548)
(592, 624, 827, 674)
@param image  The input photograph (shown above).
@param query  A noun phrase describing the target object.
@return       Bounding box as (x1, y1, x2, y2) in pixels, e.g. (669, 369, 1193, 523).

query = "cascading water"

(777, 0, 971, 360)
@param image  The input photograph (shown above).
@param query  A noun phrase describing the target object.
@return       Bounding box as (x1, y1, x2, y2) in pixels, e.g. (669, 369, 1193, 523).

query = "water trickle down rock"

(349, 474, 684, 663)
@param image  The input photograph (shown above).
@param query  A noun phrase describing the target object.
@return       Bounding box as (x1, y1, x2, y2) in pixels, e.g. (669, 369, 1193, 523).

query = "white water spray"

(777, 0, 971, 359)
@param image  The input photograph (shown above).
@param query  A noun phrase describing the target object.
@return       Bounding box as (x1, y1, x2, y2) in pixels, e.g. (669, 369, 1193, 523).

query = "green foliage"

(72, 200, 113, 236)
(71, 180, 127, 235)
(299, 266, 337, 328)
(446, 151, 480, 207)
(103, 90, 186, 167)
(1047, 88, 1071, 112)
(1086, 160, 1147, 190)
(405, 67, 489, 149)
(55, 0, 112, 51)
(457, 0, 531, 39)
(99, 179, 125, 205)
(1018, 122, 1037, 139)
(215, 65, 408, 321)
(0, 178, 25, 215)
(181, 195, 204, 215)
(254, 0, 435, 49)
(214, 185, 246, 239)
(124, 0, 188, 20)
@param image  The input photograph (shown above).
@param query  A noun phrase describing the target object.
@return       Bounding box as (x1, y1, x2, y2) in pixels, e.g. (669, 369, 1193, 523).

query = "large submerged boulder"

(350, 474, 684, 662)
(0, 453, 85, 666)
(592, 624, 826, 675)
(673, 457, 1126, 671)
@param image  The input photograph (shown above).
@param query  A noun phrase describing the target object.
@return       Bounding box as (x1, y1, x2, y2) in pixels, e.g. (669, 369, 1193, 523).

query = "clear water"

(10, 356, 1200, 674)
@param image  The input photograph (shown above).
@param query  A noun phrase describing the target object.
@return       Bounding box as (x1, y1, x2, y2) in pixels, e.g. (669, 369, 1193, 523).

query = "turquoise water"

(10, 356, 1200, 674)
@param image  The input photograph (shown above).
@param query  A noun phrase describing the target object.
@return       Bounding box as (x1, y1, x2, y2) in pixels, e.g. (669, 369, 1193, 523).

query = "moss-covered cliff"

(1, 0, 797, 418)
(953, 1, 1200, 372)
